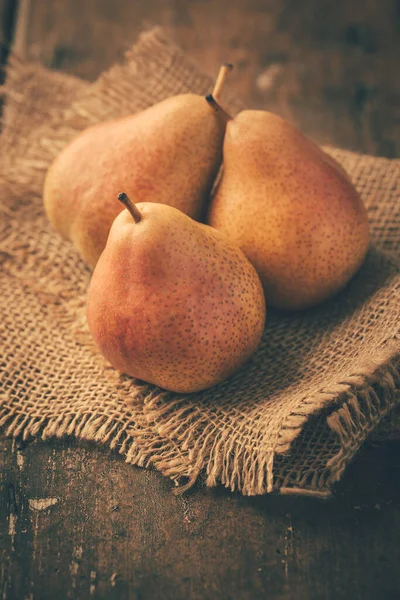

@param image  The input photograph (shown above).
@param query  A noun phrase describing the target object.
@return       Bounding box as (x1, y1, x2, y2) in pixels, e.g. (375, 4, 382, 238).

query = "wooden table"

(1, 1, 400, 599)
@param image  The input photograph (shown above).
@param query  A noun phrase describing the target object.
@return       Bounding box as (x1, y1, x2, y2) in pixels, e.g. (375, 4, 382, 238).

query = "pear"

(43, 65, 233, 268)
(86, 193, 266, 393)
(207, 108, 370, 310)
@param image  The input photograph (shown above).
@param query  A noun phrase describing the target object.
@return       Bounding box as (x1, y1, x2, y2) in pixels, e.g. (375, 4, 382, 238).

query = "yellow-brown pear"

(44, 66, 233, 268)
(207, 109, 370, 310)
(86, 194, 266, 393)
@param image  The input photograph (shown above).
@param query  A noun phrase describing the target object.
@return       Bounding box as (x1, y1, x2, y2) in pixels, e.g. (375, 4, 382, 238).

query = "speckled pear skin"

(86, 202, 266, 393)
(44, 94, 226, 268)
(208, 110, 370, 310)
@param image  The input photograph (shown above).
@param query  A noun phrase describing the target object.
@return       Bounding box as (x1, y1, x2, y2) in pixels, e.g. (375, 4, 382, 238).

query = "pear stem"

(118, 192, 142, 223)
(205, 62, 234, 122)
(212, 63, 233, 100)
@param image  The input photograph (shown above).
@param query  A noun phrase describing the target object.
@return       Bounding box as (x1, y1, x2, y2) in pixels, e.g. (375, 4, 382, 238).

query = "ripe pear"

(86, 193, 266, 393)
(207, 107, 370, 310)
(43, 65, 234, 268)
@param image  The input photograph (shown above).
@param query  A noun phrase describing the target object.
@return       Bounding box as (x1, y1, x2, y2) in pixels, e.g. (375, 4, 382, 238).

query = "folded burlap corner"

(1, 28, 399, 497)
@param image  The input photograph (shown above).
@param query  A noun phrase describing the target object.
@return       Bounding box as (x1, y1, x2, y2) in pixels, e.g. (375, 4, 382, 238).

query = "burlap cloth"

(1, 29, 399, 497)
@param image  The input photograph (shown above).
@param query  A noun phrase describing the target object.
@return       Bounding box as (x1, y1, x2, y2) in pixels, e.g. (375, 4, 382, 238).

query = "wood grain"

(0, 0, 17, 73)
(2, 436, 400, 600)
(1, 1, 400, 599)
(17, 0, 400, 156)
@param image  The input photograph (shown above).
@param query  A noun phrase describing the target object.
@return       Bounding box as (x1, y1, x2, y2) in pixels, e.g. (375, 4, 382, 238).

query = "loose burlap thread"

(1, 29, 399, 497)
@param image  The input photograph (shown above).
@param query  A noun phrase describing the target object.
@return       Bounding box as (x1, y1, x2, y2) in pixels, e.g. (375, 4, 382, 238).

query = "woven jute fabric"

(1, 29, 399, 497)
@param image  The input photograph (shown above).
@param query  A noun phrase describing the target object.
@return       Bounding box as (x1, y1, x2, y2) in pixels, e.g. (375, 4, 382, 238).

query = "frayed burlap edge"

(0, 341, 399, 497)
(124, 341, 400, 497)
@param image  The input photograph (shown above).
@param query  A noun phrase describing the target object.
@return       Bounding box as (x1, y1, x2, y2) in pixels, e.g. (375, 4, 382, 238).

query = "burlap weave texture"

(1, 29, 399, 497)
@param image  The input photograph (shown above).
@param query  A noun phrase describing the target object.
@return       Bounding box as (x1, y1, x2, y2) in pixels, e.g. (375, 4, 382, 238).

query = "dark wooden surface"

(1, 1, 400, 599)
(2, 437, 400, 600)
(0, 0, 16, 81)
(17, 0, 400, 156)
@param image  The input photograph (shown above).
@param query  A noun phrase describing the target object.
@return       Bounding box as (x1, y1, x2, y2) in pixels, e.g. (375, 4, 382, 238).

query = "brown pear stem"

(205, 63, 234, 122)
(212, 63, 233, 100)
(118, 192, 142, 223)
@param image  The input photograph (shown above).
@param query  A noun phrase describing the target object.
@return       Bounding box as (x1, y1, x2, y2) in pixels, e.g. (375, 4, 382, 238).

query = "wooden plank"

(1, 436, 400, 599)
(0, 0, 18, 69)
(13, 0, 400, 157)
